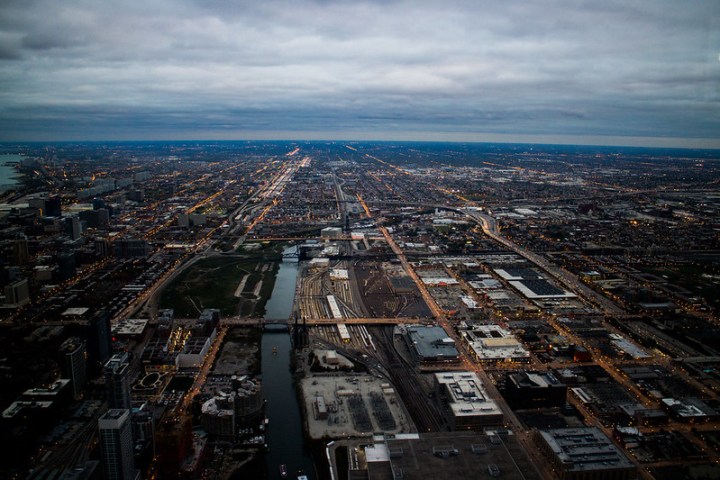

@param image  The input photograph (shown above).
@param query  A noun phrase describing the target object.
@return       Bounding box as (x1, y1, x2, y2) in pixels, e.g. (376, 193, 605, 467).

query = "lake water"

(0, 154, 23, 191)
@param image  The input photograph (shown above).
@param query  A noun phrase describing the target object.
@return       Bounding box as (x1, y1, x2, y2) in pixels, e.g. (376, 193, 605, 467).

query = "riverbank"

(160, 243, 284, 317)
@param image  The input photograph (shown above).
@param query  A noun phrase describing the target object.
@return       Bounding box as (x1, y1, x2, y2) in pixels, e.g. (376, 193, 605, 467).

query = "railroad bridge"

(220, 316, 421, 329)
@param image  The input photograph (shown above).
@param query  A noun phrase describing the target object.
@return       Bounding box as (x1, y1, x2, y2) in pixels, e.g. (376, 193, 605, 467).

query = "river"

(261, 246, 315, 479)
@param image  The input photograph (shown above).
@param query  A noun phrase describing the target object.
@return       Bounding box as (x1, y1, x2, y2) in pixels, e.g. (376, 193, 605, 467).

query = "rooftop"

(406, 325, 459, 362)
(435, 372, 502, 419)
(538, 427, 635, 472)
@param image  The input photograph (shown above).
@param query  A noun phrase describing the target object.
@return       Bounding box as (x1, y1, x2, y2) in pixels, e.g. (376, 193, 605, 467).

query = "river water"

(261, 247, 315, 479)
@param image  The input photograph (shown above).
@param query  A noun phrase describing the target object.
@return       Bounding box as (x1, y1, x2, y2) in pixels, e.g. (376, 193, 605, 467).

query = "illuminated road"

(355, 190, 530, 443)
(463, 209, 626, 315)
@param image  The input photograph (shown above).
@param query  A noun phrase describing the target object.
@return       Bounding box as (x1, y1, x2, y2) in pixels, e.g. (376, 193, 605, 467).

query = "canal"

(261, 246, 315, 479)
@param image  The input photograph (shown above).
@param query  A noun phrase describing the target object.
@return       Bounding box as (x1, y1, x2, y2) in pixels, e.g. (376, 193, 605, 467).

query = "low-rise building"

(435, 372, 503, 429)
(534, 427, 636, 480)
(404, 325, 460, 365)
(460, 325, 530, 363)
(504, 371, 567, 409)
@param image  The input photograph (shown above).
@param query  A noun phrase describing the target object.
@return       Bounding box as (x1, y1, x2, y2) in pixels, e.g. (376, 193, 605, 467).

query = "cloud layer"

(0, 0, 718, 146)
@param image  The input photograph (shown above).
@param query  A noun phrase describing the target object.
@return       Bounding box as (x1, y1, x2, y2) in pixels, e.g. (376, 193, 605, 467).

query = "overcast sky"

(0, 0, 718, 147)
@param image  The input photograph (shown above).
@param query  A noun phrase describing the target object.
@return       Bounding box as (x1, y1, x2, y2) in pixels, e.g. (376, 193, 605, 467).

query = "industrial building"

(460, 324, 530, 363)
(504, 371, 567, 409)
(534, 427, 636, 480)
(404, 325, 460, 365)
(434, 372, 503, 429)
(337, 432, 540, 480)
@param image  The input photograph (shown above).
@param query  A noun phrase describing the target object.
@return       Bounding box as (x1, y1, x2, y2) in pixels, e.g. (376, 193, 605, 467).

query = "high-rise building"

(80, 208, 109, 229)
(95, 237, 111, 258)
(112, 237, 150, 259)
(92, 198, 107, 210)
(28, 195, 62, 217)
(60, 337, 87, 398)
(66, 215, 82, 240)
(57, 251, 77, 281)
(3, 278, 30, 306)
(131, 409, 155, 468)
(104, 353, 131, 410)
(13, 233, 29, 265)
(45, 196, 62, 217)
(98, 409, 137, 480)
(85, 310, 112, 375)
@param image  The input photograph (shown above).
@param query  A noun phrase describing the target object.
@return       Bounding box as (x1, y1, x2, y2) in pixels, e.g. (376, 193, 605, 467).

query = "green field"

(160, 243, 284, 317)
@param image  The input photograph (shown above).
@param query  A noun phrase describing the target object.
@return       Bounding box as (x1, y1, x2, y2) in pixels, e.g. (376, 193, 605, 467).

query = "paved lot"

(300, 373, 415, 439)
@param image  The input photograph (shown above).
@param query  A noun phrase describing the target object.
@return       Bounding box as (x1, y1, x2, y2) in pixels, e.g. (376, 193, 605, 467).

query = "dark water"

(0, 155, 22, 191)
(262, 247, 314, 479)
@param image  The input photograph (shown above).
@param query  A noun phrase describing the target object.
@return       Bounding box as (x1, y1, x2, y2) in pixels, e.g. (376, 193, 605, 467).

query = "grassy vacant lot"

(160, 243, 284, 317)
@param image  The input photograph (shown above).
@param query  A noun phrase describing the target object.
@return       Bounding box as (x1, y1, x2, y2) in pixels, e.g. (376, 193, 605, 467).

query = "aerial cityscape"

(0, 140, 718, 480)
(1, 1, 719, 479)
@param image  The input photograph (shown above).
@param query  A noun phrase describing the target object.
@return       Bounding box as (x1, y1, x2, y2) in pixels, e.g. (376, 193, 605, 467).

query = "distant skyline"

(1, 0, 718, 148)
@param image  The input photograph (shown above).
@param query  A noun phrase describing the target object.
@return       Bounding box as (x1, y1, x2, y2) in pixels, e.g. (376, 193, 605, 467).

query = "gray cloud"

(0, 0, 718, 146)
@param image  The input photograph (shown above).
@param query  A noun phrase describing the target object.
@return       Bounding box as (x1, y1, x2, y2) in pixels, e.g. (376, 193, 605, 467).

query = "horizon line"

(1, 134, 719, 151)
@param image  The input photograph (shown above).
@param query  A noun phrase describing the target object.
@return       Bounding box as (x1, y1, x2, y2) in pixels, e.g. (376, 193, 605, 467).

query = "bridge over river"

(220, 316, 423, 328)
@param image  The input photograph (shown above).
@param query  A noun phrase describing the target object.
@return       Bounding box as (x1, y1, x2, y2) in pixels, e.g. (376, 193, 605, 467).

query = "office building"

(104, 353, 132, 410)
(4, 278, 30, 306)
(60, 337, 87, 398)
(80, 208, 110, 229)
(87, 310, 112, 375)
(66, 215, 82, 240)
(113, 237, 150, 258)
(13, 233, 29, 265)
(98, 409, 137, 480)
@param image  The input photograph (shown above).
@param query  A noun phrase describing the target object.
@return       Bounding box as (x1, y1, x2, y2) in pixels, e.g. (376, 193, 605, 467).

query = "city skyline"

(1, 0, 719, 148)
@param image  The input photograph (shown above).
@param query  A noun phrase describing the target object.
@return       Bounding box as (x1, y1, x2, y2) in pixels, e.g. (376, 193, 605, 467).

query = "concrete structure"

(460, 324, 530, 363)
(321, 227, 343, 239)
(60, 337, 87, 398)
(661, 397, 719, 422)
(22, 378, 72, 405)
(232, 376, 263, 418)
(504, 371, 567, 409)
(131, 409, 155, 465)
(335, 432, 540, 480)
(104, 353, 132, 410)
(201, 376, 263, 437)
(435, 372, 503, 429)
(112, 237, 150, 258)
(98, 409, 138, 480)
(176, 333, 214, 369)
(4, 278, 30, 306)
(327, 295, 343, 319)
(111, 319, 149, 338)
(534, 427, 636, 480)
(201, 395, 236, 437)
(404, 325, 460, 364)
(301, 374, 413, 440)
(13, 233, 29, 265)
